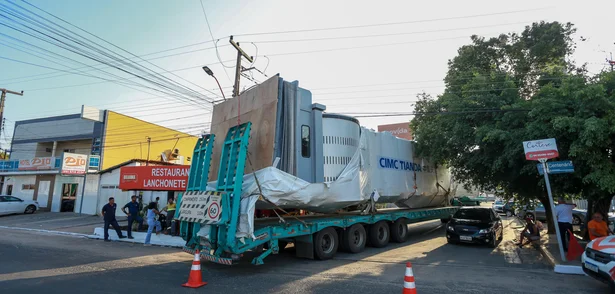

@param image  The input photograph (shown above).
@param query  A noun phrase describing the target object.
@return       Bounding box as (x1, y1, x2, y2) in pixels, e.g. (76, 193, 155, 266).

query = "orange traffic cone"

(403, 262, 417, 294)
(182, 250, 207, 288)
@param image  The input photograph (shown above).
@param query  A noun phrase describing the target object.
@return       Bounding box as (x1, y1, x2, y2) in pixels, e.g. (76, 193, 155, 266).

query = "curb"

(0, 225, 89, 238)
(536, 243, 557, 268)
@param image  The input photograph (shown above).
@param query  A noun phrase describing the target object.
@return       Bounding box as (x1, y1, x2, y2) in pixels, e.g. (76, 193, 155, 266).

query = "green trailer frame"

(178, 122, 458, 265)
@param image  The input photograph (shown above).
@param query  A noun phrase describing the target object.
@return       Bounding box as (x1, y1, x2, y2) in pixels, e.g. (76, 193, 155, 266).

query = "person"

(122, 195, 143, 239)
(588, 212, 613, 240)
(555, 197, 576, 252)
(155, 197, 160, 210)
(101, 197, 126, 242)
(515, 215, 540, 247)
(144, 202, 162, 246)
(161, 198, 176, 236)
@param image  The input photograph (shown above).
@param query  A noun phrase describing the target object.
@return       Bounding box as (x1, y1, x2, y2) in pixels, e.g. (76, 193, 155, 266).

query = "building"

(0, 107, 198, 214)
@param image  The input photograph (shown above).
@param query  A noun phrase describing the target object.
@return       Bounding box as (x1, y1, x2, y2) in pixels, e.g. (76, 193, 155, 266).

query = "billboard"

(523, 138, 559, 161)
(18, 157, 55, 170)
(119, 165, 190, 191)
(377, 122, 412, 140)
(61, 153, 88, 175)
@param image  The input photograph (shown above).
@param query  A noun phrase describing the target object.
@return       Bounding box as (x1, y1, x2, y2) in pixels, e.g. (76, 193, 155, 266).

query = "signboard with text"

(119, 165, 190, 191)
(18, 157, 55, 170)
(537, 160, 574, 175)
(61, 153, 88, 175)
(177, 191, 224, 224)
(523, 138, 559, 160)
(377, 122, 413, 140)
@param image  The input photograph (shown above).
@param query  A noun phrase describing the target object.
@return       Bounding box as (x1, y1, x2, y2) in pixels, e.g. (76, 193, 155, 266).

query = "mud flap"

(295, 234, 314, 259)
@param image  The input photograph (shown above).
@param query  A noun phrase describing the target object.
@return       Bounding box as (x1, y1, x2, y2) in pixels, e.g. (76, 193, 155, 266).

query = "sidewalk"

(0, 212, 184, 247)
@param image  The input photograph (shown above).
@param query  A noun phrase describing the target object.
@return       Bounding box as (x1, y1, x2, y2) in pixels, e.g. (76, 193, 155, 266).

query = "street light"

(202, 66, 226, 101)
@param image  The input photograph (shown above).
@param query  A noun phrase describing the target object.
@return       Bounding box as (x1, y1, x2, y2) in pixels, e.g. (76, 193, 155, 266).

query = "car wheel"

(488, 233, 498, 248)
(314, 228, 339, 260)
(368, 221, 390, 248)
(341, 224, 367, 253)
(24, 205, 36, 214)
(447, 238, 457, 245)
(572, 215, 582, 225)
(505, 211, 513, 217)
(498, 229, 504, 241)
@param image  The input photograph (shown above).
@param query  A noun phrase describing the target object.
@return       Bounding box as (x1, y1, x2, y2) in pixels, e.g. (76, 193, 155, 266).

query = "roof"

(98, 159, 179, 174)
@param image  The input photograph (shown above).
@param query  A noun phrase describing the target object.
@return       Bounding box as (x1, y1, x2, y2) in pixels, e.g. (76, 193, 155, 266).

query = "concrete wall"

(101, 111, 197, 170)
(13, 115, 96, 142)
(9, 142, 40, 160)
(3, 175, 36, 200)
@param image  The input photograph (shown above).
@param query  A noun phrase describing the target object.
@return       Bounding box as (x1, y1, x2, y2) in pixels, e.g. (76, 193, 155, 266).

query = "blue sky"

(1, 0, 613, 150)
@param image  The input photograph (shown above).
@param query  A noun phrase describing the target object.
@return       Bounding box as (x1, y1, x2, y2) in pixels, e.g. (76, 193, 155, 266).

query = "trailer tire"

(391, 219, 408, 243)
(314, 228, 339, 260)
(341, 224, 367, 253)
(368, 221, 390, 248)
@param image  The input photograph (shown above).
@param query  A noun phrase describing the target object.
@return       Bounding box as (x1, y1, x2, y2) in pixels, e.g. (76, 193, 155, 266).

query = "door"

(6, 185, 12, 195)
(34, 175, 55, 211)
(0, 196, 6, 214)
(4, 196, 22, 213)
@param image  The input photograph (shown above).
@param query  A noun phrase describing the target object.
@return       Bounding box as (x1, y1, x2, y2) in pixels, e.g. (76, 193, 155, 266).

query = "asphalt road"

(0, 217, 608, 294)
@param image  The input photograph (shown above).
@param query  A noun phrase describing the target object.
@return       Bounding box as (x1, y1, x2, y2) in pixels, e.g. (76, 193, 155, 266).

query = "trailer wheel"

(391, 219, 408, 243)
(341, 224, 367, 253)
(314, 227, 339, 260)
(368, 221, 390, 248)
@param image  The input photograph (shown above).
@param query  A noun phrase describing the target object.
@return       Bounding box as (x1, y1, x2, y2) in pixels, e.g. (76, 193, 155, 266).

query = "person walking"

(162, 198, 176, 236)
(555, 197, 576, 252)
(588, 212, 613, 240)
(144, 202, 162, 246)
(101, 197, 126, 242)
(122, 195, 143, 239)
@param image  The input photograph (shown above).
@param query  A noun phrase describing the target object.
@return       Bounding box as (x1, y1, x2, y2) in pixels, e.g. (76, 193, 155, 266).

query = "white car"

(582, 235, 615, 290)
(0, 195, 39, 215)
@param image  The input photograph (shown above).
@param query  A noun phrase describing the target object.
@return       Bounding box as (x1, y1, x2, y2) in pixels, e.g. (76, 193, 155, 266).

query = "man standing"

(162, 198, 176, 236)
(555, 197, 576, 252)
(102, 197, 126, 242)
(122, 195, 143, 239)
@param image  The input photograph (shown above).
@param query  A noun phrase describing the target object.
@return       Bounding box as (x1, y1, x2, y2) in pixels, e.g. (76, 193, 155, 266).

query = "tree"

(411, 21, 615, 233)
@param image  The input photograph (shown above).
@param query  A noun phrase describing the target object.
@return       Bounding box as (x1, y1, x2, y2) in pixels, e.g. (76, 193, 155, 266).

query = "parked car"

(492, 199, 512, 213)
(582, 236, 615, 290)
(0, 195, 39, 216)
(520, 202, 585, 225)
(451, 196, 480, 206)
(446, 207, 504, 248)
(502, 201, 516, 217)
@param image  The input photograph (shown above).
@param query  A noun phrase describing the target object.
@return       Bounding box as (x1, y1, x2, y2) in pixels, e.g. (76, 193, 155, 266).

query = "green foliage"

(411, 21, 615, 227)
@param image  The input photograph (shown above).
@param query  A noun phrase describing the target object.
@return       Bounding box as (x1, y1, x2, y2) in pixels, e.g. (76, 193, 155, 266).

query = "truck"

(176, 76, 459, 265)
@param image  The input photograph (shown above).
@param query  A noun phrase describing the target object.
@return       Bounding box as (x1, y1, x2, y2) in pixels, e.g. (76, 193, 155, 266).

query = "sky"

(0, 0, 613, 151)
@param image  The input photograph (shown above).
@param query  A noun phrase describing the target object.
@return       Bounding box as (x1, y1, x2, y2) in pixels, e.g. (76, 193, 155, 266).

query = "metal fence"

(572, 198, 615, 212)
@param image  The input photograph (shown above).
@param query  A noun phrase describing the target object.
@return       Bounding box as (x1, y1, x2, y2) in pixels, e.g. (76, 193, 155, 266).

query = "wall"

(101, 111, 198, 170)
(73, 173, 100, 215)
(96, 162, 170, 216)
(3, 175, 37, 200)
(10, 142, 39, 160)
(52, 175, 84, 213)
(13, 114, 97, 142)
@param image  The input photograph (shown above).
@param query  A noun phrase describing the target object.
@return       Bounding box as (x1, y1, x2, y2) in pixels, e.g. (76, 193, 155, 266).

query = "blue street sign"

(537, 160, 574, 175)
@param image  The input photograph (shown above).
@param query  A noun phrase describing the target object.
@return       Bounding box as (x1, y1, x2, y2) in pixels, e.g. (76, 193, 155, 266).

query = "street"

(0, 217, 607, 293)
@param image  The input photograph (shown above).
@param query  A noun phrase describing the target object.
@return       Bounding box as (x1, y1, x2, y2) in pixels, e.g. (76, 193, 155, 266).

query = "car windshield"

(454, 209, 491, 221)
(494, 201, 503, 205)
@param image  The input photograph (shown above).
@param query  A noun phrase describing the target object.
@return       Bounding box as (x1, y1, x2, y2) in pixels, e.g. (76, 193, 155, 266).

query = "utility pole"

(608, 52, 614, 72)
(229, 36, 254, 98)
(0, 88, 23, 195)
(146, 136, 151, 166)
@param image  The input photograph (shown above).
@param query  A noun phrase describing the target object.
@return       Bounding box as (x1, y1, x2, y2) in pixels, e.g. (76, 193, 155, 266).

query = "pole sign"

(523, 138, 559, 161)
(537, 160, 574, 175)
(119, 165, 190, 191)
(61, 153, 88, 175)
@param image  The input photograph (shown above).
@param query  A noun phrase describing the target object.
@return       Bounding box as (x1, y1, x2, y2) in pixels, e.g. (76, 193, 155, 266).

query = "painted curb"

(0, 225, 89, 237)
(554, 265, 586, 275)
(91, 227, 185, 248)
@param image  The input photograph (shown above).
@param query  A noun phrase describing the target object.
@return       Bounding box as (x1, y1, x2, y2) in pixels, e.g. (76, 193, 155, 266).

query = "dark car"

(446, 207, 504, 248)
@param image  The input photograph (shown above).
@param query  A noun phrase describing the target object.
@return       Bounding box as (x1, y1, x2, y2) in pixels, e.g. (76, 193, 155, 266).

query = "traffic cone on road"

(403, 262, 417, 294)
(182, 250, 207, 288)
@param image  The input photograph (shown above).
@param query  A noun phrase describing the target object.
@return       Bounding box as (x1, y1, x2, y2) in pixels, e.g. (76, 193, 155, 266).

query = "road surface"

(0, 217, 607, 293)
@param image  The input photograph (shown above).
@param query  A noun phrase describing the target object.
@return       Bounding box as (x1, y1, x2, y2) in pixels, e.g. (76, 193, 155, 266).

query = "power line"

(233, 8, 549, 37)
(199, 0, 234, 86)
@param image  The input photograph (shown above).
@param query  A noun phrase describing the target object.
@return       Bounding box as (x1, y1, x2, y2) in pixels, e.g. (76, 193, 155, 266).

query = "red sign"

(119, 165, 190, 191)
(378, 122, 412, 140)
(523, 138, 559, 161)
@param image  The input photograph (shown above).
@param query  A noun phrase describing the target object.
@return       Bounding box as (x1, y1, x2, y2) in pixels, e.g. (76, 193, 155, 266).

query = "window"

(45, 148, 52, 153)
(6, 185, 12, 195)
(22, 184, 35, 190)
(63, 149, 75, 153)
(301, 125, 310, 158)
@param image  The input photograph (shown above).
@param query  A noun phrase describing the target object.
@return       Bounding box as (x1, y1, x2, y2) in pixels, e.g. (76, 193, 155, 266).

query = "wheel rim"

(506, 211, 512, 217)
(321, 234, 334, 254)
(378, 226, 388, 241)
(573, 217, 581, 225)
(26, 206, 34, 213)
(352, 230, 364, 246)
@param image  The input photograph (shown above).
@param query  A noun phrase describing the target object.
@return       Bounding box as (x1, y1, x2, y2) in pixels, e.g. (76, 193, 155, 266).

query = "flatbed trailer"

(177, 122, 458, 265)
